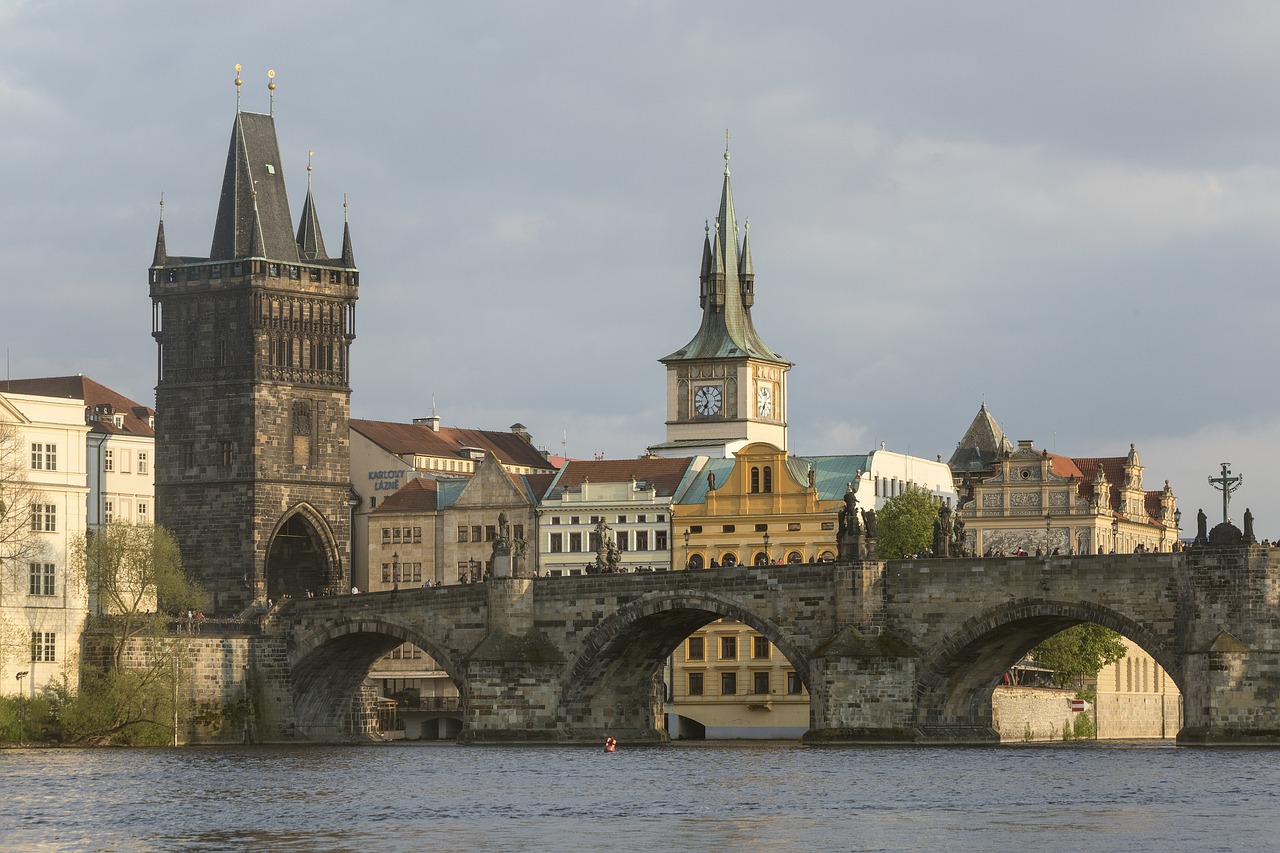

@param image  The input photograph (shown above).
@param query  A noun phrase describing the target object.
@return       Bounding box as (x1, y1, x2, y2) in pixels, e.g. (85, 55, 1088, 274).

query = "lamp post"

(683, 529, 690, 571)
(469, 557, 478, 583)
(392, 551, 400, 591)
(1112, 517, 1120, 554)
(763, 531, 771, 565)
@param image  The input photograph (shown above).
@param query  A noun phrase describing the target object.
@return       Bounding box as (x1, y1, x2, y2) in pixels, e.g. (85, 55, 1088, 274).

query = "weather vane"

(1208, 462, 1243, 525)
(234, 63, 242, 111)
(268, 69, 276, 115)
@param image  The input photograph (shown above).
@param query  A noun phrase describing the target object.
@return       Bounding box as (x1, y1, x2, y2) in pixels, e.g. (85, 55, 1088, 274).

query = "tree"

(875, 484, 939, 559)
(1032, 623, 1127, 691)
(64, 522, 205, 744)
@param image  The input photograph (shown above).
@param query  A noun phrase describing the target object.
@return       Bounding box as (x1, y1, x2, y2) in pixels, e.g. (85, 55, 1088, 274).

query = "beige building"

(951, 405, 1179, 556)
(350, 417, 557, 588)
(536, 456, 703, 576)
(0, 388, 90, 698)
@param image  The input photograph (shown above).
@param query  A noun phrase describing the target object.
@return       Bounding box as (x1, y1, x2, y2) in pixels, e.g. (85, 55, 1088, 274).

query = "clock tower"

(649, 147, 791, 458)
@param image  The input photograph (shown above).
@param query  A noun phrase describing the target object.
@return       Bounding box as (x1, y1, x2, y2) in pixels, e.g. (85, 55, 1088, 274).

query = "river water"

(2, 741, 1277, 852)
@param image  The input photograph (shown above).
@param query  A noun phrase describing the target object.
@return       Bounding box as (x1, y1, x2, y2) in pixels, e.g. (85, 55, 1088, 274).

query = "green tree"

(65, 522, 205, 744)
(876, 485, 939, 559)
(1032, 623, 1127, 690)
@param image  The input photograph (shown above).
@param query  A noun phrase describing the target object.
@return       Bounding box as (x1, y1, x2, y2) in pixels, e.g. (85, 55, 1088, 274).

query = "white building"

(0, 388, 90, 698)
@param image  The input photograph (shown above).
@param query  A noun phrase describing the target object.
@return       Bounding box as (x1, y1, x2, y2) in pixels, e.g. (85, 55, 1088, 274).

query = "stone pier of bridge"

(211, 547, 1280, 746)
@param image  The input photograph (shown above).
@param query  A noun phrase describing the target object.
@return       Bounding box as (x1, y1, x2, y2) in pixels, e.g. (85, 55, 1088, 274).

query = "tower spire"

(295, 151, 327, 260)
(341, 193, 356, 267)
(152, 192, 168, 266)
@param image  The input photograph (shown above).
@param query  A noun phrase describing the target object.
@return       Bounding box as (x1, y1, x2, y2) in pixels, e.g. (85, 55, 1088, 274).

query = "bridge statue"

(491, 512, 514, 578)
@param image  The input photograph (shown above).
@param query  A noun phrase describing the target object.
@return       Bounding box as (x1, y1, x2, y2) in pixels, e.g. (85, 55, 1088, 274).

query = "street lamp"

(683, 529, 690, 570)
(763, 531, 771, 565)
(1111, 517, 1120, 554)
(392, 551, 400, 590)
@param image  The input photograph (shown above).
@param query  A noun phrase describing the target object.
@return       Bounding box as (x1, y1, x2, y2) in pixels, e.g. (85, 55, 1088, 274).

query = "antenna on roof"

(267, 69, 276, 115)
(234, 63, 242, 112)
(431, 394, 437, 417)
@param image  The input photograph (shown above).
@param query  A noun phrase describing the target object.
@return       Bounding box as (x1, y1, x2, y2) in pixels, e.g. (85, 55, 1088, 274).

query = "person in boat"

(604, 737, 616, 752)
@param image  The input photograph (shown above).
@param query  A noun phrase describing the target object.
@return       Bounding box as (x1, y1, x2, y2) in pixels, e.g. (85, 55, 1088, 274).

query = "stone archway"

(266, 503, 342, 601)
(558, 590, 809, 741)
(913, 598, 1183, 740)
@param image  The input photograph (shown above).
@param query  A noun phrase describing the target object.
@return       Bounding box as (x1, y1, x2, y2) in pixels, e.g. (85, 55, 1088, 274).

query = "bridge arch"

(914, 597, 1183, 737)
(560, 589, 810, 739)
(289, 615, 465, 738)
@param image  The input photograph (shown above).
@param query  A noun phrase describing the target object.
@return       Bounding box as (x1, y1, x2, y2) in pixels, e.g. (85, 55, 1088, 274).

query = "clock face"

(756, 384, 773, 418)
(694, 385, 723, 416)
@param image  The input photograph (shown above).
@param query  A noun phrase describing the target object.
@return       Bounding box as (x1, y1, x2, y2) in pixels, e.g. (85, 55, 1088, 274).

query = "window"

(411, 563, 422, 583)
(569, 532, 582, 552)
(753, 672, 770, 695)
(137, 452, 148, 474)
(616, 532, 629, 551)
(382, 528, 392, 544)
(763, 466, 773, 493)
(617, 515, 626, 524)
(29, 563, 55, 596)
(637, 515, 647, 523)
(30, 443, 57, 471)
(182, 444, 195, 470)
(550, 532, 563, 553)
(392, 528, 402, 544)
(103, 449, 115, 472)
(550, 517, 561, 525)
(720, 636, 737, 660)
(821, 521, 835, 531)
(721, 672, 737, 695)
(31, 632, 55, 662)
(688, 673, 704, 696)
(104, 501, 114, 524)
(457, 526, 469, 543)
(31, 504, 56, 533)
(636, 531, 649, 551)
(655, 531, 668, 551)
(485, 525, 496, 542)
(402, 527, 412, 542)
(381, 563, 391, 583)
(471, 525, 482, 542)
(221, 442, 235, 468)
(687, 636, 704, 661)
(513, 524, 524, 540)
(751, 466, 760, 493)
(570, 517, 580, 525)
(755, 523, 768, 533)
(788, 522, 801, 532)
(688, 525, 701, 534)
(413, 527, 422, 544)
(722, 524, 735, 534)
(753, 636, 770, 659)
(137, 502, 148, 523)
(787, 672, 803, 694)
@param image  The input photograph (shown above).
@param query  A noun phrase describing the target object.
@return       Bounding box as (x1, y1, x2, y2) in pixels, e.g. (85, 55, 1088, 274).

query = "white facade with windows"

(0, 391, 90, 698)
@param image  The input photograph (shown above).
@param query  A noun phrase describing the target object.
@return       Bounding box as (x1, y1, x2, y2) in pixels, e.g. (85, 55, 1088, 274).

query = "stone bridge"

(247, 547, 1280, 745)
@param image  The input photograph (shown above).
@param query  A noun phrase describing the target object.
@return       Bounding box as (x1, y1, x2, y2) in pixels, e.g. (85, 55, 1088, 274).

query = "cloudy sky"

(3, 2, 1278, 533)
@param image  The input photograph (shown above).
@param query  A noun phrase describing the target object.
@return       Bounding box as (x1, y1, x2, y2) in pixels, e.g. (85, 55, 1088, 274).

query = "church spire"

(661, 143, 785, 365)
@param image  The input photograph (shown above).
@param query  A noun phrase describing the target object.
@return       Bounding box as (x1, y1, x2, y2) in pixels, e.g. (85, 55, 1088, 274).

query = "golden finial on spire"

(159, 191, 165, 221)
(268, 69, 276, 116)
(307, 150, 314, 189)
(343, 192, 349, 222)
(234, 63, 242, 111)
(723, 128, 731, 176)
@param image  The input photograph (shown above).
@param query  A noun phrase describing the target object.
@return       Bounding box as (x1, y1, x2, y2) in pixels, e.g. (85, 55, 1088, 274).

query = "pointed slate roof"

(152, 218, 167, 266)
(662, 150, 787, 365)
(295, 187, 327, 260)
(210, 111, 299, 262)
(949, 403, 1012, 473)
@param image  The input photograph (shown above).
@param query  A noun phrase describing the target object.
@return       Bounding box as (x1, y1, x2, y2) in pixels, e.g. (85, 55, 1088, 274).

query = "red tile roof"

(551, 457, 698, 498)
(1, 375, 154, 437)
(373, 477, 439, 513)
(351, 419, 556, 472)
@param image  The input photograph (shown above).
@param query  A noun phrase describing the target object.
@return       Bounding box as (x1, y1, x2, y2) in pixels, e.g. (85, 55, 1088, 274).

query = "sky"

(2, 1, 1279, 535)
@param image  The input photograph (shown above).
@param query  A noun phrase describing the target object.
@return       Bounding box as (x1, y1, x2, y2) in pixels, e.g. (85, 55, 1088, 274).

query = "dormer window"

(112, 414, 124, 428)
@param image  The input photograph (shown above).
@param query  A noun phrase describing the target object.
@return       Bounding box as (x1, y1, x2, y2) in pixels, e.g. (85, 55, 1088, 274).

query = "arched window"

(754, 551, 769, 566)
(722, 553, 738, 568)
(787, 551, 803, 564)
(688, 553, 704, 570)
(818, 550, 835, 563)
(750, 467, 760, 493)
(763, 466, 773, 493)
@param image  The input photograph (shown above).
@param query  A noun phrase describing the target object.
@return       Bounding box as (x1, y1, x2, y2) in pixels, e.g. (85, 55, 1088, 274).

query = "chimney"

(412, 415, 442, 432)
(510, 423, 531, 444)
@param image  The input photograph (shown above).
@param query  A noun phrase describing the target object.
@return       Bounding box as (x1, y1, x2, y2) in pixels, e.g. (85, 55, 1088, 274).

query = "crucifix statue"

(1207, 462, 1243, 525)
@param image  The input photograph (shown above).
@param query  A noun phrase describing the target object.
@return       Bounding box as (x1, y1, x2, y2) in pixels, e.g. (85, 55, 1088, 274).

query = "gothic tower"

(649, 147, 792, 458)
(149, 79, 357, 612)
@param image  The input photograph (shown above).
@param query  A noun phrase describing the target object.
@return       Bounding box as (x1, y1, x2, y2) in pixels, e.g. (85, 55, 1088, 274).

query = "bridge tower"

(650, 141, 792, 458)
(149, 71, 358, 613)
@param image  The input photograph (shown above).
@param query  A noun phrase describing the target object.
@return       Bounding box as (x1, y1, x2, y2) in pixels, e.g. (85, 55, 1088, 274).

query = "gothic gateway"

(149, 90, 357, 613)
